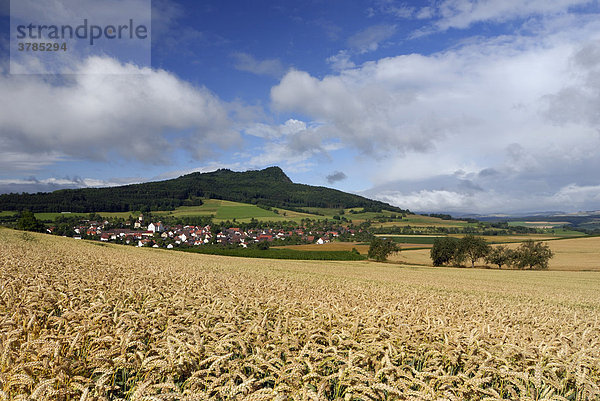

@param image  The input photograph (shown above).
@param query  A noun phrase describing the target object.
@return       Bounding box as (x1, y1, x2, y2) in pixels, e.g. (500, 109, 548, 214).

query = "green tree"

(55, 222, 75, 237)
(459, 234, 491, 268)
(512, 240, 554, 270)
(368, 237, 399, 262)
(485, 245, 513, 269)
(16, 210, 45, 232)
(257, 241, 270, 250)
(430, 237, 460, 266)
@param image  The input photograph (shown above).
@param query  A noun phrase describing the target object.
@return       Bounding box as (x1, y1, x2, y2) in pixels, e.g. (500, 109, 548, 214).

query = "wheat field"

(1, 228, 599, 400)
(391, 236, 600, 271)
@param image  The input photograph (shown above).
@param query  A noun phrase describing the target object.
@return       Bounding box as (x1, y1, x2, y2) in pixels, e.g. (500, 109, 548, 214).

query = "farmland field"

(277, 242, 371, 254)
(374, 234, 565, 248)
(1, 227, 599, 400)
(180, 247, 366, 261)
(393, 236, 600, 271)
(447, 234, 562, 243)
(33, 211, 136, 221)
(0, 200, 318, 224)
(3, 203, 453, 226)
(374, 215, 475, 228)
(155, 200, 316, 223)
(507, 221, 571, 229)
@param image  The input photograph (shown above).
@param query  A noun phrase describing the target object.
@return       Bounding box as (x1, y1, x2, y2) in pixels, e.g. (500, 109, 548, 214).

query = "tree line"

(430, 235, 554, 270)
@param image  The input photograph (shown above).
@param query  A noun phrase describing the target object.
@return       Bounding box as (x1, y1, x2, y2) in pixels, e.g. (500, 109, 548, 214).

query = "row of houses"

(53, 220, 358, 248)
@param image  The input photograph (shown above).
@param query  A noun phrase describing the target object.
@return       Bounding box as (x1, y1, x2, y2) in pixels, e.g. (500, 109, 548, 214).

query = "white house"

(148, 222, 165, 233)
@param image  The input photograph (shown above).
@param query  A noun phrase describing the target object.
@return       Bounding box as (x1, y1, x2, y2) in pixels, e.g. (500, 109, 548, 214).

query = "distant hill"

(469, 211, 600, 231)
(0, 167, 409, 214)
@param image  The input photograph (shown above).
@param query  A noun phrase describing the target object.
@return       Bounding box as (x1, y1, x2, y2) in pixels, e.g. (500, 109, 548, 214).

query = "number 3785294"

(18, 42, 67, 52)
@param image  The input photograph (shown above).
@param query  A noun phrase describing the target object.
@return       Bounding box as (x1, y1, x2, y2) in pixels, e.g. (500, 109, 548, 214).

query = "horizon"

(2, 0, 600, 214)
(3, 164, 600, 217)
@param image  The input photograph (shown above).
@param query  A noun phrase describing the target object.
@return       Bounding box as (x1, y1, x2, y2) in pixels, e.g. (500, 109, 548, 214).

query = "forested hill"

(0, 167, 409, 214)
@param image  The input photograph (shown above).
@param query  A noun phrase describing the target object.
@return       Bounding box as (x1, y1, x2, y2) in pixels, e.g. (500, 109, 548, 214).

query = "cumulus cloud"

(275, 33, 563, 157)
(245, 119, 340, 168)
(326, 171, 347, 184)
(231, 52, 286, 78)
(272, 19, 599, 158)
(245, 119, 307, 139)
(326, 51, 356, 72)
(271, 13, 600, 213)
(0, 56, 239, 168)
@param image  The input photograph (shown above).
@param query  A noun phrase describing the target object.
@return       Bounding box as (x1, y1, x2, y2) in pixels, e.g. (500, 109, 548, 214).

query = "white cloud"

(368, 1, 417, 19)
(543, 40, 600, 127)
(362, 130, 600, 213)
(376, 189, 477, 213)
(271, 14, 600, 213)
(326, 51, 356, 72)
(273, 19, 599, 158)
(427, 0, 594, 30)
(552, 184, 600, 206)
(231, 52, 286, 78)
(245, 119, 307, 139)
(243, 119, 342, 170)
(0, 176, 143, 195)
(347, 24, 397, 53)
(0, 56, 239, 167)
(0, 143, 64, 171)
(374, 182, 600, 214)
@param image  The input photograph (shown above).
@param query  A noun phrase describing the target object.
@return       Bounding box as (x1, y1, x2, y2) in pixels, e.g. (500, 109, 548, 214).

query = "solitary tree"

(459, 235, 491, 268)
(485, 245, 513, 269)
(512, 240, 554, 270)
(368, 237, 400, 262)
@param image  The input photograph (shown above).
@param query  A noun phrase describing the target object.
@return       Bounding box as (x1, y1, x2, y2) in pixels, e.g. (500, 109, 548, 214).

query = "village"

(47, 213, 363, 249)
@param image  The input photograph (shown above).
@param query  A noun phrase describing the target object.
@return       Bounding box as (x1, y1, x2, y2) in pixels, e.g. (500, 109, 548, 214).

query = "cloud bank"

(0, 56, 239, 169)
(268, 12, 600, 213)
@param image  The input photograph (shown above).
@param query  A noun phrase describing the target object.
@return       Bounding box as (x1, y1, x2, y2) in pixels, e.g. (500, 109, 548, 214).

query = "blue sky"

(1, 0, 600, 214)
